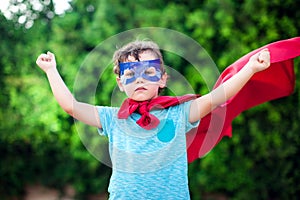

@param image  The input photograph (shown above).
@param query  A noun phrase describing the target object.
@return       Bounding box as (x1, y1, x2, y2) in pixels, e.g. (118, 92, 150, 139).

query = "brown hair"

(113, 40, 165, 76)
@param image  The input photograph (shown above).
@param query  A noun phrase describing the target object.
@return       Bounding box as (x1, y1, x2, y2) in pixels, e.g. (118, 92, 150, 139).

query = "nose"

(135, 76, 145, 84)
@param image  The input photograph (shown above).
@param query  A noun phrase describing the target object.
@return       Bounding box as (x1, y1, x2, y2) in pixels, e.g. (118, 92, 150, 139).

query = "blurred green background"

(0, 0, 299, 199)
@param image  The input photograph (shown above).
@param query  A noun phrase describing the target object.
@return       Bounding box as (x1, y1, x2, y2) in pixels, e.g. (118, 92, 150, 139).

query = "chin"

(132, 97, 149, 102)
(131, 94, 157, 102)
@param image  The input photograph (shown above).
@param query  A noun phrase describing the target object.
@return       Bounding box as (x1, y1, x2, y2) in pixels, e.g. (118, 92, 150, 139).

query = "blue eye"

(123, 69, 135, 78)
(144, 67, 156, 76)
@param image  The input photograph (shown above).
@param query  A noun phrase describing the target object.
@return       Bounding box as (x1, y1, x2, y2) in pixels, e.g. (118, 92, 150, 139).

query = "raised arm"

(36, 51, 101, 128)
(189, 49, 271, 123)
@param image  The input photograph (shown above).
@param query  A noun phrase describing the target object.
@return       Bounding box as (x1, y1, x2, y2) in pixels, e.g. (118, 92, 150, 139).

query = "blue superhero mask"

(119, 59, 162, 85)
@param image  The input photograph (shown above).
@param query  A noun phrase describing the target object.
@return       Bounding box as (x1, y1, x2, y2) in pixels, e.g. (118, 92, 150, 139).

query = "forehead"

(125, 50, 157, 62)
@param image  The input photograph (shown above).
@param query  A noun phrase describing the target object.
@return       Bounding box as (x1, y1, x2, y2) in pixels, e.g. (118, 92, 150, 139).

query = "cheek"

(123, 84, 135, 95)
(147, 84, 160, 94)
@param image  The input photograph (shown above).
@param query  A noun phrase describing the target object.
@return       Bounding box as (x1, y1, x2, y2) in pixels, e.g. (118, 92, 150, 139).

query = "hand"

(36, 51, 56, 73)
(248, 48, 271, 73)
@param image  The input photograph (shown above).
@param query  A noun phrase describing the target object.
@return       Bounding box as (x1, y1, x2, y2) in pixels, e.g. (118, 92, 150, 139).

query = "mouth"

(135, 86, 147, 91)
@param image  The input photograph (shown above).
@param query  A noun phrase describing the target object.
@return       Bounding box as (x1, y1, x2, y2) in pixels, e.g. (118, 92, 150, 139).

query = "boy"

(36, 40, 270, 199)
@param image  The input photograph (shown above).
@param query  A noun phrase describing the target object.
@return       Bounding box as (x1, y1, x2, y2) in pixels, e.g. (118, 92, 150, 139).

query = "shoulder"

(96, 106, 119, 136)
(97, 106, 119, 122)
(159, 100, 194, 124)
(168, 100, 194, 113)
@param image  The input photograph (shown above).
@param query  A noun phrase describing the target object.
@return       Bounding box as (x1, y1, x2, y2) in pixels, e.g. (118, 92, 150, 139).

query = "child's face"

(117, 52, 167, 101)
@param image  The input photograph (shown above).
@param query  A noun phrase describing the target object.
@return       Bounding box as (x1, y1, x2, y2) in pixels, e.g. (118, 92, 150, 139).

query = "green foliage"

(1, 0, 300, 199)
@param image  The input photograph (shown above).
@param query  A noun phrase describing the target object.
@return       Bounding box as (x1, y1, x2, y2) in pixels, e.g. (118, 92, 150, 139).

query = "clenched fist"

(36, 51, 56, 73)
(248, 48, 271, 73)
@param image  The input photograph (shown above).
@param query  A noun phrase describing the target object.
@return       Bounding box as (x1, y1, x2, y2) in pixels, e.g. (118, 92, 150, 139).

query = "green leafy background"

(1, 0, 299, 199)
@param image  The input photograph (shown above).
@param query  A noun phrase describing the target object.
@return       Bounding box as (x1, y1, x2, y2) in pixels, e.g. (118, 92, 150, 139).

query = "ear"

(159, 73, 168, 88)
(116, 77, 124, 92)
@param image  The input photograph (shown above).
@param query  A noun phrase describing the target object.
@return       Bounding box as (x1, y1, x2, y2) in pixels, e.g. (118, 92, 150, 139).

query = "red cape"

(187, 37, 300, 163)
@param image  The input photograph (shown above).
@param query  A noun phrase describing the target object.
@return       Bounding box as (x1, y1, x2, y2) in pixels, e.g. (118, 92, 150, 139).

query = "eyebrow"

(119, 59, 161, 76)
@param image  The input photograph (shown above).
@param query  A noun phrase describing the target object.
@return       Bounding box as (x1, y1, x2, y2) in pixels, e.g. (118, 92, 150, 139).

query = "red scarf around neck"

(117, 37, 300, 163)
(118, 94, 199, 130)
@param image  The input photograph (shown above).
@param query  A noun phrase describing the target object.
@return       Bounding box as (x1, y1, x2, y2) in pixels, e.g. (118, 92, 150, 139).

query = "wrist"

(243, 63, 256, 76)
(45, 66, 58, 75)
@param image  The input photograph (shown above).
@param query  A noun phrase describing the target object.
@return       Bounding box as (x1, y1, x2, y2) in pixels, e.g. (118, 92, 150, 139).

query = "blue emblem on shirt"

(157, 119, 175, 142)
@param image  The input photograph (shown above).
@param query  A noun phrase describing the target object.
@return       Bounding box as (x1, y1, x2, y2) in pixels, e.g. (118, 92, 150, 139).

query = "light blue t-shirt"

(97, 101, 199, 200)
